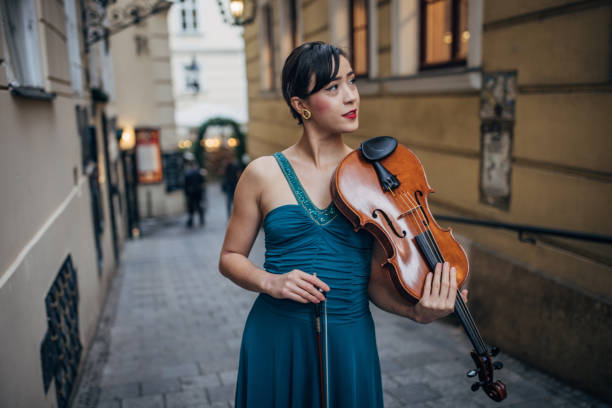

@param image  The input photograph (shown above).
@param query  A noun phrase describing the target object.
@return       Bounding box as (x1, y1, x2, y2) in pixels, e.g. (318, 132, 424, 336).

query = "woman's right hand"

(265, 270, 330, 304)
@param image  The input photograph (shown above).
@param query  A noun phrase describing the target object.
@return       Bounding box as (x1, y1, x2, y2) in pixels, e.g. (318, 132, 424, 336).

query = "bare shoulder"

(237, 156, 282, 196)
(240, 155, 278, 185)
(243, 155, 277, 177)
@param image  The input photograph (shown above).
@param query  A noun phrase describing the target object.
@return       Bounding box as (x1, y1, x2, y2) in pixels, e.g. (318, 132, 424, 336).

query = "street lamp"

(217, 0, 256, 26)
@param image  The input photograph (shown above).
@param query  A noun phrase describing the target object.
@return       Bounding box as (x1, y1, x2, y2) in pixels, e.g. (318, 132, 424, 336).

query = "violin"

(331, 136, 507, 402)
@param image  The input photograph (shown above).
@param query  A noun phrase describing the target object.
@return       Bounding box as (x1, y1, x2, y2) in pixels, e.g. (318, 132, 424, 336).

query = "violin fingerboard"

(415, 230, 444, 271)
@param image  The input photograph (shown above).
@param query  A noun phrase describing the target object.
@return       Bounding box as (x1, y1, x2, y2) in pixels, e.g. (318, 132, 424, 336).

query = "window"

(178, 0, 199, 32)
(279, 0, 300, 66)
(420, 0, 469, 69)
(260, 4, 275, 90)
(0, 0, 44, 88)
(184, 57, 200, 93)
(350, 0, 369, 77)
(288, 0, 298, 50)
(65, 0, 83, 95)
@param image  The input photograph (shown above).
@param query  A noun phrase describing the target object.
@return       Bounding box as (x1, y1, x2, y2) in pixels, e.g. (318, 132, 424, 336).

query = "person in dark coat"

(184, 153, 206, 227)
(222, 155, 242, 219)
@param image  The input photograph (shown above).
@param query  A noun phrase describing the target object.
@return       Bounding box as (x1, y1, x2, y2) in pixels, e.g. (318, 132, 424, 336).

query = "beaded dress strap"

(273, 152, 337, 225)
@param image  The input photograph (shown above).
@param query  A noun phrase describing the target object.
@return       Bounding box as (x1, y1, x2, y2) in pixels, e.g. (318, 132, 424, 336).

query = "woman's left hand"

(414, 262, 468, 324)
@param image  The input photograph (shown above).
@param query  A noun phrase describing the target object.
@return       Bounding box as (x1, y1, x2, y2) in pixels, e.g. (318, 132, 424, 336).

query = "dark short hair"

(281, 42, 347, 124)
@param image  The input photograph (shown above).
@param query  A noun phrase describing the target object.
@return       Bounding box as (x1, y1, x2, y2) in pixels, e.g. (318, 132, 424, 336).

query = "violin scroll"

(468, 349, 508, 402)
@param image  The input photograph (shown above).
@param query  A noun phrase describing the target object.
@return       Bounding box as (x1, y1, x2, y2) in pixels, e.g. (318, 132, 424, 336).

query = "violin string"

(392, 186, 487, 352)
(456, 291, 488, 352)
(456, 293, 487, 352)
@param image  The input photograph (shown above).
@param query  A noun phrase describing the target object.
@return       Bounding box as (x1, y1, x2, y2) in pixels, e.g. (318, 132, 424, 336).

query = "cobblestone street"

(72, 184, 609, 408)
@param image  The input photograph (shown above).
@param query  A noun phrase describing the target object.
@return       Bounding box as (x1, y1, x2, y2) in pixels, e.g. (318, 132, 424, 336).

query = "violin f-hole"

(415, 191, 430, 227)
(372, 209, 406, 238)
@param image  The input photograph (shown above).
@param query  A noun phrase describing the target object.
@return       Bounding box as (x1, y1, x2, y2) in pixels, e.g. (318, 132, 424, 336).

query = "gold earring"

(302, 109, 311, 120)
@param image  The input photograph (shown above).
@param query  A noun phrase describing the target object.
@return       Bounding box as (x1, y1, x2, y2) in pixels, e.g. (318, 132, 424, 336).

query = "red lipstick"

(343, 109, 357, 119)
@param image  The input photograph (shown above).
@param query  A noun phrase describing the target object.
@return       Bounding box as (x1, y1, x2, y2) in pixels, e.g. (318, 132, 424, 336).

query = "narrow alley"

(72, 185, 608, 408)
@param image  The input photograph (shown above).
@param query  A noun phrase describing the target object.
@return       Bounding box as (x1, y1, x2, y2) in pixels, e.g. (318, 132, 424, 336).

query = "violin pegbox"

(467, 348, 507, 402)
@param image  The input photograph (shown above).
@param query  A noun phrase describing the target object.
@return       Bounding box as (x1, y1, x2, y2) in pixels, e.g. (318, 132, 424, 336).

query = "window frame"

(388, 0, 482, 94)
(419, 0, 468, 71)
(349, 0, 369, 78)
(65, 0, 83, 95)
(259, 2, 276, 92)
(278, 0, 301, 72)
(178, 0, 199, 33)
(0, 0, 44, 89)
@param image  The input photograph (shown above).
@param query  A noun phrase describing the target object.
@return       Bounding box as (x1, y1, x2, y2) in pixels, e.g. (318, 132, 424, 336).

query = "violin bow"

(314, 273, 329, 408)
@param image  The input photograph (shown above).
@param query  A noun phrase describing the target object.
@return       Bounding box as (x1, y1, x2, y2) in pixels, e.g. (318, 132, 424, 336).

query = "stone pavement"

(72, 183, 609, 408)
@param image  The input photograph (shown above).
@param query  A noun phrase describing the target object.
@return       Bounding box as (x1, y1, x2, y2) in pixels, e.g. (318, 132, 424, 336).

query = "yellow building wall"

(243, 0, 612, 401)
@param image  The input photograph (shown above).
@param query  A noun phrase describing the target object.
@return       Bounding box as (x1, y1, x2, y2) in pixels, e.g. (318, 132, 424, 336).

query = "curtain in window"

(0, 0, 43, 87)
(351, 0, 368, 77)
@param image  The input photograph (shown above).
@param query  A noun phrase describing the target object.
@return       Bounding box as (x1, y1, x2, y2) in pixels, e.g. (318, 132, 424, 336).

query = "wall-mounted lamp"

(119, 125, 136, 150)
(217, 0, 256, 26)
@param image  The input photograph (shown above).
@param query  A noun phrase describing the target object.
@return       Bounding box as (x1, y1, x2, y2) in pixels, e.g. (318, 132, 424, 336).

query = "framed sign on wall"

(135, 128, 163, 184)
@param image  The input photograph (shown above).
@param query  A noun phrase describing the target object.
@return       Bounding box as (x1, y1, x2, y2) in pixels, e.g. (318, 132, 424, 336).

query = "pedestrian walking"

(184, 152, 206, 227)
(218, 42, 467, 408)
(221, 154, 241, 219)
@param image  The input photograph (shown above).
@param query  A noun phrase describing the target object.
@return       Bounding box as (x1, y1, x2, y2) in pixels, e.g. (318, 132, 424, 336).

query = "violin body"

(331, 136, 507, 402)
(332, 143, 468, 303)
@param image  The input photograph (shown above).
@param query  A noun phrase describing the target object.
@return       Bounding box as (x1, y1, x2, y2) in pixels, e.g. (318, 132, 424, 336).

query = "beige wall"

(0, 0, 124, 405)
(110, 8, 177, 149)
(243, 0, 612, 402)
(110, 4, 184, 217)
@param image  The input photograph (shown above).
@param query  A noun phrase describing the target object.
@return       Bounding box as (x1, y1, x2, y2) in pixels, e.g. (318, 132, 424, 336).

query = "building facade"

(0, 0, 128, 406)
(243, 0, 611, 402)
(168, 0, 247, 142)
(110, 1, 182, 218)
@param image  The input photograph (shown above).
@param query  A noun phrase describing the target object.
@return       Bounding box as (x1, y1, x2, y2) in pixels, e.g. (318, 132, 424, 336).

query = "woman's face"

(305, 55, 359, 135)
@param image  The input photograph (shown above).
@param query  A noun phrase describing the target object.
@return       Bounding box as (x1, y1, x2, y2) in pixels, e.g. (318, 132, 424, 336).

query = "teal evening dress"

(235, 152, 384, 408)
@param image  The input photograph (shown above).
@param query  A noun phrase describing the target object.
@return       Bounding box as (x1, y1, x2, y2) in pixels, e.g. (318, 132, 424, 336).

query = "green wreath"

(193, 117, 246, 168)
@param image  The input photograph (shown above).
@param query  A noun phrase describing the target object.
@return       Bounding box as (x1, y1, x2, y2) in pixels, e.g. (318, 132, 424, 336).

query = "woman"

(219, 42, 466, 408)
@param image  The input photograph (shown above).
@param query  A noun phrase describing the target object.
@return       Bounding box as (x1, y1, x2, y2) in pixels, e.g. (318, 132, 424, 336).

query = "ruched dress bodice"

(234, 153, 383, 408)
(261, 203, 373, 324)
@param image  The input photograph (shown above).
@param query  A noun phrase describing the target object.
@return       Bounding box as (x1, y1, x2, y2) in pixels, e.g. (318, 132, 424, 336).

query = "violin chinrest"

(360, 136, 397, 161)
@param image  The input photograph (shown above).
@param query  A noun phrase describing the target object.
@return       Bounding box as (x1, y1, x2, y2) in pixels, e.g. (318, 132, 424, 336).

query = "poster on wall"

(480, 121, 513, 210)
(479, 71, 517, 210)
(135, 128, 163, 184)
